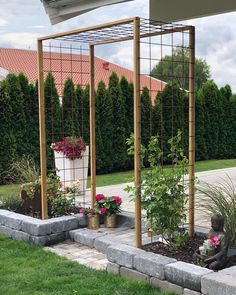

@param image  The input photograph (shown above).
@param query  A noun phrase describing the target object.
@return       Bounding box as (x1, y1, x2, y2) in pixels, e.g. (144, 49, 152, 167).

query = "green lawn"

(0, 159, 236, 201)
(0, 235, 174, 295)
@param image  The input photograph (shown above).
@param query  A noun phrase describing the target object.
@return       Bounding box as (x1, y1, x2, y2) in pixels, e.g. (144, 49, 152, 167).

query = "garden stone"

(47, 216, 79, 233)
(21, 218, 51, 236)
(94, 234, 121, 253)
(201, 266, 236, 295)
(73, 228, 107, 247)
(11, 229, 30, 243)
(120, 267, 149, 282)
(29, 232, 66, 246)
(0, 211, 29, 230)
(107, 244, 145, 268)
(165, 261, 213, 292)
(106, 262, 120, 274)
(0, 224, 13, 237)
(150, 277, 184, 295)
(134, 252, 176, 280)
(184, 289, 202, 295)
(74, 214, 87, 228)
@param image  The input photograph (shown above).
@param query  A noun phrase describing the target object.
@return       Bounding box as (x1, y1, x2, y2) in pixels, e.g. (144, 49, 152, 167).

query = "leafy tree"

(150, 48, 210, 90)
(44, 72, 61, 170)
(98, 80, 113, 172)
(0, 83, 16, 183)
(3, 73, 26, 157)
(109, 72, 126, 171)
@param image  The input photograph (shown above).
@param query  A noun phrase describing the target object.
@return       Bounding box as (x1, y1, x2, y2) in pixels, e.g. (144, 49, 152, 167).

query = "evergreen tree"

(141, 87, 152, 147)
(82, 85, 90, 144)
(229, 95, 236, 159)
(95, 81, 106, 173)
(0, 83, 16, 183)
(44, 72, 61, 170)
(109, 72, 126, 171)
(98, 81, 114, 172)
(62, 77, 78, 137)
(199, 82, 220, 159)
(3, 73, 26, 157)
(75, 84, 84, 136)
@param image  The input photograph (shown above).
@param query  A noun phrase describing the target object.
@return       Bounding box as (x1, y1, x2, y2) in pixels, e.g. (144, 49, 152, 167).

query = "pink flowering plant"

(95, 194, 122, 216)
(51, 136, 86, 160)
(79, 207, 99, 218)
(210, 236, 220, 248)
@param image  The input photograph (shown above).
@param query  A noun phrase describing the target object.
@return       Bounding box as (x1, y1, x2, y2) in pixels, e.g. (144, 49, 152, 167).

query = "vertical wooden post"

(90, 45, 96, 207)
(188, 27, 195, 237)
(133, 17, 142, 248)
(37, 40, 48, 220)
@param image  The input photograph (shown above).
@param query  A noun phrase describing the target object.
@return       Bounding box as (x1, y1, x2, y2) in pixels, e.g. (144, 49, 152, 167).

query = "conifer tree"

(109, 72, 126, 171)
(4, 73, 26, 157)
(99, 80, 114, 172)
(141, 87, 152, 147)
(75, 84, 84, 136)
(82, 85, 90, 144)
(44, 72, 61, 170)
(0, 83, 16, 183)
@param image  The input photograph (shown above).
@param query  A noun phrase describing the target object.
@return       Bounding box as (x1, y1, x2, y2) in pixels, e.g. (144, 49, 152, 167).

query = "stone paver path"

(44, 239, 108, 270)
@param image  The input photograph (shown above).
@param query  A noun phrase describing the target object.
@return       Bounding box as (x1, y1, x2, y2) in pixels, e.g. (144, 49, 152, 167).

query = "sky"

(1, 0, 236, 91)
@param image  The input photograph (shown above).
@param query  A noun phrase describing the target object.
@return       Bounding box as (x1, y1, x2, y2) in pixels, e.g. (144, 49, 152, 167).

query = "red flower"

(96, 194, 105, 202)
(79, 208, 84, 214)
(111, 196, 122, 204)
(100, 208, 107, 215)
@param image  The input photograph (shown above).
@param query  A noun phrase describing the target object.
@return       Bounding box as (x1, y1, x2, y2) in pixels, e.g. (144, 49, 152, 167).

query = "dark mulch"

(143, 235, 236, 268)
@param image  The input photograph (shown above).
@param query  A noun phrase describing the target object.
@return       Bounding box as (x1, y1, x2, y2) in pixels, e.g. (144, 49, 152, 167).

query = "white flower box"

(54, 145, 89, 194)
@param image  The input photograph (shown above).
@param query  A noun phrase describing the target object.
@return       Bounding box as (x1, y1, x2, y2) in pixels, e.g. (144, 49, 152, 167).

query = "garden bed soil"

(142, 235, 236, 267)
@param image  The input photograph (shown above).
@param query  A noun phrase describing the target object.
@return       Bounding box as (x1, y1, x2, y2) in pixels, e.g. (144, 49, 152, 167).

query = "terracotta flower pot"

(87, 215, 100, 230)
(104, 214, 117, 228)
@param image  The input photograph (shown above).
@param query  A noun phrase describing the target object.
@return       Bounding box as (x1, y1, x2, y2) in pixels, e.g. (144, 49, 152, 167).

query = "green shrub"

(0, 193, 23, 212)
(49, 193, 74, 217)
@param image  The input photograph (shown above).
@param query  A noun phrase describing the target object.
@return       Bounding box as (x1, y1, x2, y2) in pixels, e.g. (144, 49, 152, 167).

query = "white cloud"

(0, 32, 40, 49)
(0, 19, 7, 27)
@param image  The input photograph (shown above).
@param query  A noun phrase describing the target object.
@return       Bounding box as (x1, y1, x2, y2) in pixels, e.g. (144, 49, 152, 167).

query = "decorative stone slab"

(107, 244, 145, 268)
(72, 228, 107, 247)
(29, 232, 66, 246)
(106, 262, 120, 274)
(0, 211, 31, 231)
(184, 288, 202, 295)
(150, 277, 184, 295)
(134, 252, 176, 280)
(120, 267, 149, 282)
(11, 229, 30, 243)
(201, 266, 236, 295)
(0, 224, 13, 237)
(165, 262, 213, 292)
(94, 234, 121, 254)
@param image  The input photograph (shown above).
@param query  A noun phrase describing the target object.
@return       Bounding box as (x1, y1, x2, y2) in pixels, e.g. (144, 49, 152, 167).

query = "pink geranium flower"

(96, 194, 105, 202)
(101, 208, 107, 215)
(79, 208, 84, 214)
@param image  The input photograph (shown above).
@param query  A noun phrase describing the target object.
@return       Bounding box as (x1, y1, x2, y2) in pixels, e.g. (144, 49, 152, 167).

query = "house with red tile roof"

(0, 48, 165, 103)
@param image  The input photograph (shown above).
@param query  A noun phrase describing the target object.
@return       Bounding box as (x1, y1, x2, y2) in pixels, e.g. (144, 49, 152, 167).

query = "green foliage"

(197, 177, 236, 247)
(150, 48, 210, 90)
(109, 72, 127, 170)
(49, 193, 74, 217)
(0, 83, 16, 184)
(98, 80, 114, 172)
(75, 84, 84, 135)
(82, 84, 90, 144)
(0, 193, 23, 212)
(141, 87, 152, 147)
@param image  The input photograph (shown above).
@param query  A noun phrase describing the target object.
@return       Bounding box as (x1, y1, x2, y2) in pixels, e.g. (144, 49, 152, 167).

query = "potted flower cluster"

(51, 136, 89, 194)
(79, 194, 122, 229)
(95, 194, 122, 228)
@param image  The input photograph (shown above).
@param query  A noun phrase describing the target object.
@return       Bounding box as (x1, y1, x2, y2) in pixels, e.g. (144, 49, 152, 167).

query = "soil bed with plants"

(143, 235, 236, 268)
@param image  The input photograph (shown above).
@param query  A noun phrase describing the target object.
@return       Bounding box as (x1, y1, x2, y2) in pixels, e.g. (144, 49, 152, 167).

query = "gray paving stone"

(29, 232, 66, 246)
(120, 267, 149, 282)
(201, 266, 236, 295)
(0, 212, 30, 230)
(74, 214, 87, 228)
(184, 289, 201, 295)
(134, 252, 176, 280)
(0, 224, 13, 237)
(94, 234, 120, 254)
(165, 261, 213, 292)
(73, 228, 107, 247)
(107, 244, 145, 268)
(11, 229, 30, 243)
(21, 218, 51, 236)
(150, 277, 184, 295)
(48, 216, 79, 233)
(106, 262, 120, 274)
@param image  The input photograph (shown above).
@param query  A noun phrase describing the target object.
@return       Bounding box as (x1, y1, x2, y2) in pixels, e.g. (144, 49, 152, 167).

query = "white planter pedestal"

(54, 146, 89, 194)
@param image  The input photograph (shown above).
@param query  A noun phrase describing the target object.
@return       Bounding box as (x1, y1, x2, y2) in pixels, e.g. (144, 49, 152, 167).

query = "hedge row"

(0, 72, 236, 184)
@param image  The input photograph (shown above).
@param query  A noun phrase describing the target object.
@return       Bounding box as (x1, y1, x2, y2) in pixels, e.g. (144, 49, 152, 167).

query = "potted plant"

(95, 194, 122, 228)
(80, 207, 100, 230)
(51, 136, 89, 194)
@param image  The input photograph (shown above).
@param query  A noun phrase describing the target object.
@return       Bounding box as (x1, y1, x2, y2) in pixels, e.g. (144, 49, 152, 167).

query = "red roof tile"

(0, 48, 165, 102)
